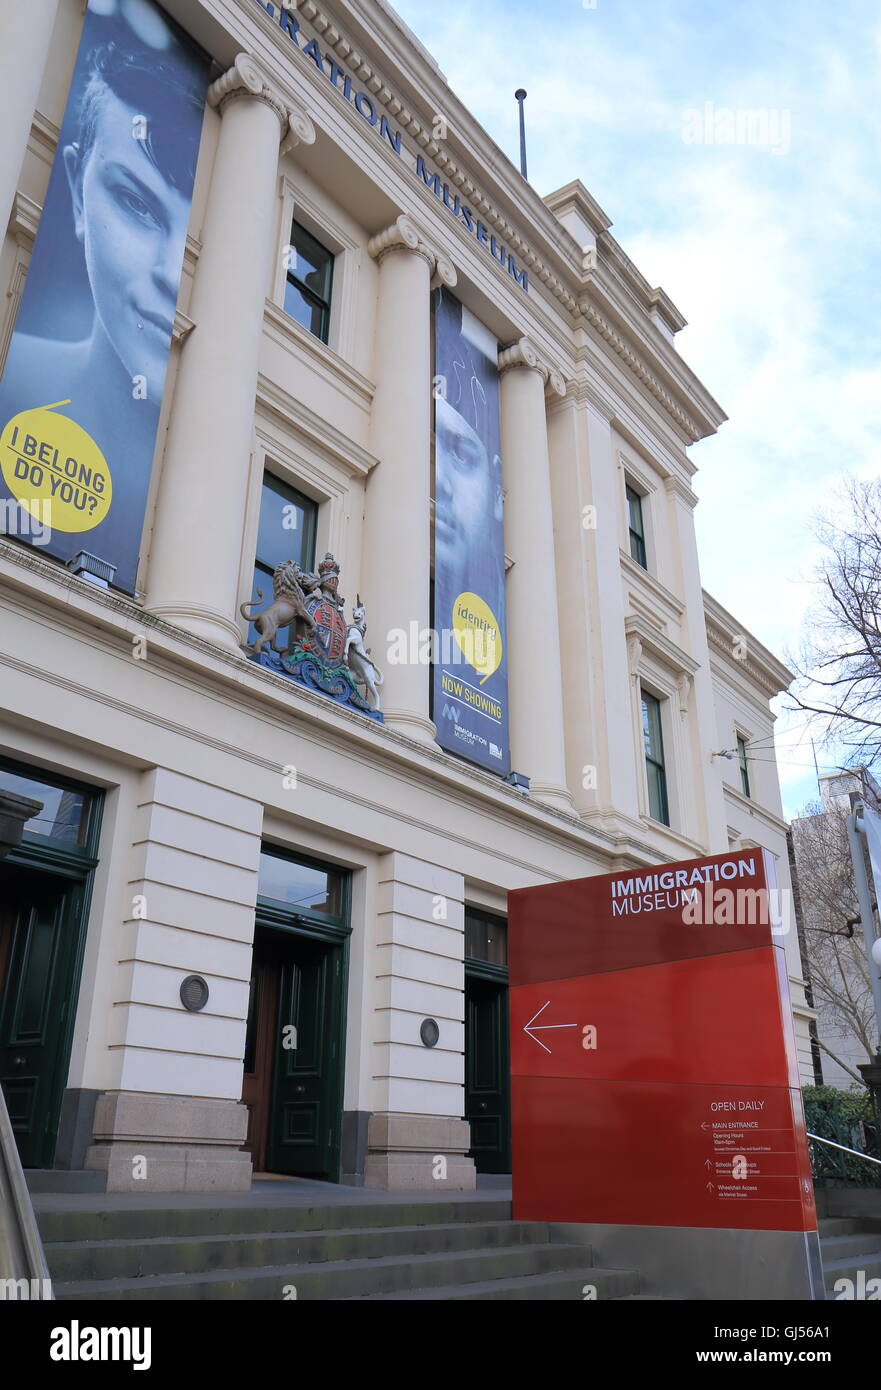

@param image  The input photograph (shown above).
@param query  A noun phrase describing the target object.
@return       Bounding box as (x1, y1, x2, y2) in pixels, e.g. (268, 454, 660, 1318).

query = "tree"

(791, 796, 877, 1068)
(789, 476, 881, 766)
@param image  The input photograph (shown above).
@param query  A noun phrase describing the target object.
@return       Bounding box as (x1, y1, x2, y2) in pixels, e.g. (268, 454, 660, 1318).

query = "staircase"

(36, 1194, 641, 1301)
(820, 1215, 881, 1298)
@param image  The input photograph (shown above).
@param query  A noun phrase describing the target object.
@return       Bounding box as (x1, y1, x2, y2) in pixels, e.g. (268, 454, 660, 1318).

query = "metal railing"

(0, 1084, 53, 1298)
(808, 1132, 881, 1168)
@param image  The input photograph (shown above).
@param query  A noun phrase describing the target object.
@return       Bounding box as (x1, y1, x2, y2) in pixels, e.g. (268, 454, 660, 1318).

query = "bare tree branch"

(787, 477, 881, 770)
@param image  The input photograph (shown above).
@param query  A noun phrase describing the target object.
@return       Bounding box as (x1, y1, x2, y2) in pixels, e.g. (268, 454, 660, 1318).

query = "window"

(0, 764, 92, 846)
(641, 689, 670, 825)
(258, 849, 343, 918)
(284, 219, 334, 343)
(465, 908, 507, 967)
(248, 474, 317, 650)
(626, 484, 647, 569)
(737, 735, 751, 798)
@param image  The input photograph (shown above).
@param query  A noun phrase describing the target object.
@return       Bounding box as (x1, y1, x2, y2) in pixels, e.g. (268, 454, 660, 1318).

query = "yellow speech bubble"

(0, 400, 112, 532)
(452, 591, 502, 684)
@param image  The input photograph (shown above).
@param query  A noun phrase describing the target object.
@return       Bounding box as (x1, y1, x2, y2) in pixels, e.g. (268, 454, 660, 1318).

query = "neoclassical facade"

(0, 0, 814, 1192)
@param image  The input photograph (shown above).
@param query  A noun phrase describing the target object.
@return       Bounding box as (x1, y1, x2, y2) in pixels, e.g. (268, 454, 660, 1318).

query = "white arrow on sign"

(523, 1000, 577, 1055)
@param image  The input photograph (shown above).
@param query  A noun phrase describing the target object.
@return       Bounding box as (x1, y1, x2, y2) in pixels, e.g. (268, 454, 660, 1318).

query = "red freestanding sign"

(508, 848, 817, 1235)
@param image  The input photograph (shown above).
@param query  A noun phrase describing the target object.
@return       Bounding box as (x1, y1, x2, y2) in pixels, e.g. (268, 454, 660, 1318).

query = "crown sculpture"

(241, 552, 384, 721)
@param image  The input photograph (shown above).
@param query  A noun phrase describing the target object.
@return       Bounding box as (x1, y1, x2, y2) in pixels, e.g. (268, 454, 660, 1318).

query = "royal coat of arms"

(241, 553, 384, 721)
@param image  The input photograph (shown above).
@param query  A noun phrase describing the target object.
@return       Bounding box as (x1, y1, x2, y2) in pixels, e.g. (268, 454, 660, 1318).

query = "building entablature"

(174, 0, 726, 448)
(0, 533, 672, 873)
(704, 591, 795, 703)
(15, 0, 725, 452)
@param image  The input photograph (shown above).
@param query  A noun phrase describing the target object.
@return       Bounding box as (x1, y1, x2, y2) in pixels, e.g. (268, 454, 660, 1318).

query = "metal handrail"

(807, 1132, 881, 1168)
(0, 1083, 53, 1298)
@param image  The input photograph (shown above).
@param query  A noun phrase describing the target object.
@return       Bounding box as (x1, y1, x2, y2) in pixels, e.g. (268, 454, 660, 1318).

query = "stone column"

(363, 215, 456, 744)
(366, 851, 474, 1189)
(0, 0, 59, 238)
(499, 339, 572, 809)
(83, 767, 263, 1192)
(147, 55, 315, 650)
(664, 473, 728, 848)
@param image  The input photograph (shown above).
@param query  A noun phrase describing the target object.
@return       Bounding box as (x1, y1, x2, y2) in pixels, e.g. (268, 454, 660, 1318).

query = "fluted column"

(363, 214, 456, 743)
(0, 0, 59, 237)
(147, 55, 314, 649)
(499, 339, 572, 808)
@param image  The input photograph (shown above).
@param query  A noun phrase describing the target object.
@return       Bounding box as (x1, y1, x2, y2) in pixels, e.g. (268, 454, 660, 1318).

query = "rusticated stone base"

(84, 1092, 252, 1192)
(364, 1113, 476, 1190)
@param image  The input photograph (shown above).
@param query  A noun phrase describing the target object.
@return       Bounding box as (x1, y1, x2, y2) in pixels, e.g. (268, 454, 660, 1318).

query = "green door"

(0, 869, 84, 1168)
(266, 933, 343, 1180)
(465, 972, 511, 1173)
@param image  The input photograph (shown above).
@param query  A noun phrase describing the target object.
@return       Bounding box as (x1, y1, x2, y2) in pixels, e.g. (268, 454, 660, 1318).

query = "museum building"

(0, 0, 815, 1191)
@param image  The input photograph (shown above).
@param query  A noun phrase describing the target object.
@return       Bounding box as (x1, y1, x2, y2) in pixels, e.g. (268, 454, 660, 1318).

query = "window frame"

(464, 906, 508, 975)
(283, 217, 334, 345)
(640, 686, 670, 826)
(626, 482, 648, 570)
(256, 843, 350, 933)
(737, 734, 751, 799)
(248, 472, 319, 650)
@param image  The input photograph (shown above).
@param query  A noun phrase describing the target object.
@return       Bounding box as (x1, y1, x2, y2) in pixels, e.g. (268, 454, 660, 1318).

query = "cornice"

(21, 0, 729, 448)
(624, 612, 700, 678)
(722, 783, 788, 837)
(255, 366, 377, 478)
(703, 589, 794, 698)
(546, 182, 688, 341)
(619, 550, 686, 623)
(9, 191, 40, 244)
(0, 537, 626, 861)
(543, 180, 612, 239)
(313, 0, 585, 297)
(262, 298, 374, 408)
(28, 109, 59, 165)
(579, 300, 708, 443)
(598, 227, 688, 335)
(225, 0, 728, 445)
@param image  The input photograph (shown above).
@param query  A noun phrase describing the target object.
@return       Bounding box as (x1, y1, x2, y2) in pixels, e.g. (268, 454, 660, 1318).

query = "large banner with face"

(0, 0, 208, 594)
(433, 288, 510, 775)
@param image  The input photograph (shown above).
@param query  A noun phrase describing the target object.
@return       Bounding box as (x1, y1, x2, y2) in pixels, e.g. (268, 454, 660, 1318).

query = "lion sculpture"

(241, 560, 317, 656)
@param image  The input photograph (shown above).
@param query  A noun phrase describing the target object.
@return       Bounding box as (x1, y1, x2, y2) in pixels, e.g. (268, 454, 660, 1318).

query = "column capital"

(367, 213, 457, 289)
(498, 336, 566, 397)
(208, 53, 315, 150)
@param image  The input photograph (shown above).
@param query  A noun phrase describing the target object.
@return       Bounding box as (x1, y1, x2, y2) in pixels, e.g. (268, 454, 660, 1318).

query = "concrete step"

(822, 1250, 881, 1289)
(45, 1219, 549, 1282)
(36, 1197, 512, 1245)
(820, 1232, 881, 1263)
(344, 1266, 641, 1300)
(25, 1170, 106, 1194)
(817, 1218, 860, 1237)
(52, 1240, 597, 1301)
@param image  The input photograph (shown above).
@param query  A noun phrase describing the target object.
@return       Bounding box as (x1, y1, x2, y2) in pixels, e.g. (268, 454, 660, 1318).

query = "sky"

(391, 0, 881, 818)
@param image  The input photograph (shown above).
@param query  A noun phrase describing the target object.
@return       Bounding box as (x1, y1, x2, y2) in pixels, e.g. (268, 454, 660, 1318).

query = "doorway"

(0, 760, 101, 1170)
(464, 907, 511, 1174)
(241, 848, 350, 1182)
(242, 925, 345, 1178)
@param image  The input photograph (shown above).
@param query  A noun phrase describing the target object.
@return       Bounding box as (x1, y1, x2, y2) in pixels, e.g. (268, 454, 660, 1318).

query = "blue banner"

(0, 0, 208, 593)
(433, 288, 510, 775)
